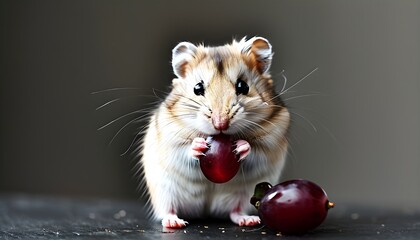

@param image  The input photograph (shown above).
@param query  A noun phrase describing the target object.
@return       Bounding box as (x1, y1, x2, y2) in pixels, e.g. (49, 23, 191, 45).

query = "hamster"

(140, 37, 290, 228)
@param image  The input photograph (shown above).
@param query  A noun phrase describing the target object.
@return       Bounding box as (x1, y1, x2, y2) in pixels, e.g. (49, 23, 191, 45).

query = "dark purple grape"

(251, 179, 334, 234)
(199, 134, 240, 183)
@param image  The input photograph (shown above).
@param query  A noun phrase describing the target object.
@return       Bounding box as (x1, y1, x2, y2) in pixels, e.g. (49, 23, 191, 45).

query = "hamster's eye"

(194, 80, 205, 96)
(235, 79, 249, 95)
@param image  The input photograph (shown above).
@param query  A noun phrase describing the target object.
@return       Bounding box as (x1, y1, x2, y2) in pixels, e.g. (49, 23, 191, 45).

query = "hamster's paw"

(234, 139, 251, 161)
(191, 137, 209, 159)
(230, 211, 261, 227)
(162, 214, 188, 228)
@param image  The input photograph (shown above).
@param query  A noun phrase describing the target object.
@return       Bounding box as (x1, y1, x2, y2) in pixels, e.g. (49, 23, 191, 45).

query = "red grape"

(199, 134, 240, 183)
(251, 179, 334, 234)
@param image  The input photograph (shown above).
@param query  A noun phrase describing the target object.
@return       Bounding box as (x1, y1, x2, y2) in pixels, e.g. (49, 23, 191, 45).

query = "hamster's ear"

(172, 42, 198, 78)
(240, 37, 273, 74)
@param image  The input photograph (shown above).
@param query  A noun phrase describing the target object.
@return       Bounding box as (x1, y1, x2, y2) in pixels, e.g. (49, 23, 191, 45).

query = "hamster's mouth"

(198, 131, 240, 142)
(196, 122, 242, 140)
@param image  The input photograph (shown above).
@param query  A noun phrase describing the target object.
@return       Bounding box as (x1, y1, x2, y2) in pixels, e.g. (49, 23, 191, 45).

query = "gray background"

(1, 0, 419, 211)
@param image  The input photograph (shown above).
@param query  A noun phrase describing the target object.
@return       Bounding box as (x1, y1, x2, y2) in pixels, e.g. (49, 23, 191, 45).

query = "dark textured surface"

(1, 195, 419, 239)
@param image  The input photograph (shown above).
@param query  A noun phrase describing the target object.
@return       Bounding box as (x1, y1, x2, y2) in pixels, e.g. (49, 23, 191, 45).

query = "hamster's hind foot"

(162, 213, 188, 228)
(230, 211, 261, 227)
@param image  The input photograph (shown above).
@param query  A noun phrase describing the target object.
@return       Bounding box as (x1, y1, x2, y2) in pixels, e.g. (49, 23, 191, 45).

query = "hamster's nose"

(212, 114, 229, 131)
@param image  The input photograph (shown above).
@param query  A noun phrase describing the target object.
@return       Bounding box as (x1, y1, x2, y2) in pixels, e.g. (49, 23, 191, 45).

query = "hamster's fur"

(141, 37, 290, 228)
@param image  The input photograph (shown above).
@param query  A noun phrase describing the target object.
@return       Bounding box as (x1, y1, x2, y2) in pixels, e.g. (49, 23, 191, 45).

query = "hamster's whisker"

(158, 114, 196, 130)
(95, 94, 163, 110)
(238, 119, 270, 136)
(173, 94, 203, 108)
(92, 86, 167, 113)
(265, 90, 297, 103)
(96, 98, 122, 110)
(152, 88, 170, 101)
(280, 69, 287, 93)
(241, 96, 260, 104)
(179, 102, 200, 111)
(245, 104, 283, 112)
(280, 67, 318, 95)
(238, 119, 268, 137)
(109, 113, 152, 146)
(179, 94, 211, 110)
(234, 122, 256, 141)
(152, 87, 170, 95)
(90, 87, 143, 95)
(156, 117, 177, 130)
(265, 90, 320, 106)
(283, 93, 324, 102)
(95, 95, 162, 111)
(120, 125, 148, 156)
(246, 113, 278, 128)
(268, 104, 287, 109)
(289, 111, 318, 132)
(266, 67, 317, 103)
(172, 113, 198, 120)
(271, 69, 288, 93)
(97, 109, 150, 131)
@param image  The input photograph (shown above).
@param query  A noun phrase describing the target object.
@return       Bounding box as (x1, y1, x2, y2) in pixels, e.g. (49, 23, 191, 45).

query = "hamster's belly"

(167, 153, 284, 219)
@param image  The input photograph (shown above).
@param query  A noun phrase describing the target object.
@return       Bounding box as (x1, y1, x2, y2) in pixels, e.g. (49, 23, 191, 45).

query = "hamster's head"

(167, 37, 289, 139)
